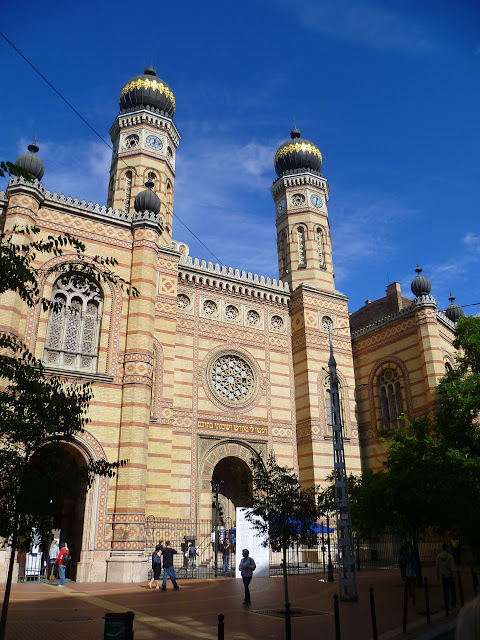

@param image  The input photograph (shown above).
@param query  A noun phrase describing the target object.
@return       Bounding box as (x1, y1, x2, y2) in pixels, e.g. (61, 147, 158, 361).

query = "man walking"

(161, 541, 180, 591)
(436, 543, 456, 609)
(239, 548, 256, 605)
(56, 543, 69, 587)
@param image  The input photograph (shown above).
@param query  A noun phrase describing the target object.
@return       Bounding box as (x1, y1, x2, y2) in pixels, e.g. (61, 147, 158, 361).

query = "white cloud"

(274, 0, 440, 55)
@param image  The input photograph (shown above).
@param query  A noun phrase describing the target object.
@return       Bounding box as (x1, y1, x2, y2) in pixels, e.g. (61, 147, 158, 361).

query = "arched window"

(107, 175, 115, 208)
(316, 226, 325, 267)
(378, 368, 404, 430)
(324, 375, 346, 437)
(123, 171, 133, 213)
(297, 226, 306, 267)
(279, 231, 288, 275)
(166, 180, 173, 209)
(43, 275, 103, 373)
(445, 361, 453, 374)
(147, 171, 157, 185)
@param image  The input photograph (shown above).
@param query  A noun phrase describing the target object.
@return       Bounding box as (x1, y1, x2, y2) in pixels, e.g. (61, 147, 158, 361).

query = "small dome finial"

(15, 138, 44, 180)
(445, 292, 464, 322)
(144, 64, 157, 76)
(411, 264, 432, 297)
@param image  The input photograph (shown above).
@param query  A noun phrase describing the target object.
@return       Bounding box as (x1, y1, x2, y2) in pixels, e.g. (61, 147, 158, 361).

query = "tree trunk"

(282, 545, 289, 604)
(0, 508, 20, 640)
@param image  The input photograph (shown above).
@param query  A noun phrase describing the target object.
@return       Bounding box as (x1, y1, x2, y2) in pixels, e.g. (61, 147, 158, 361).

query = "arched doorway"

(212, 456, 253, 522)
(21, 443, 87, 581)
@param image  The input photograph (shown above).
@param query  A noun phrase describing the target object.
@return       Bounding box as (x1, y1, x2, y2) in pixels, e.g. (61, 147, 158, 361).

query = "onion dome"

(15, 138, 44, 181)
(119, 65, 175, 117)
(274, 127, 322, 177)
(134, 179, 161, 214)
(445, 293, 464, 322)
(411, 265, 432, 297)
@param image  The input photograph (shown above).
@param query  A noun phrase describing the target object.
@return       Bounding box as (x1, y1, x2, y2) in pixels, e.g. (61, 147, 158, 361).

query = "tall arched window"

(378, 368, 404, 430)
(279, 231, 288, 275)
(324, 375, 346, 437)
(316, 226, 325, 267)
(43, 275, 103, 373)
(297, 226, 306, 267)
(123, 171, 133, 213)
(166, 180, 173, 209)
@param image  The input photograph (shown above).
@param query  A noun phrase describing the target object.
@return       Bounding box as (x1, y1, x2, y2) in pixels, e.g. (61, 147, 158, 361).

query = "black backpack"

(62, 554, 71, 566)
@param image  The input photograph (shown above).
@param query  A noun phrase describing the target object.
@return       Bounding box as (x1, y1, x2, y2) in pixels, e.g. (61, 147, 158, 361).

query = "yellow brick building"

(0, 67, 461, 583)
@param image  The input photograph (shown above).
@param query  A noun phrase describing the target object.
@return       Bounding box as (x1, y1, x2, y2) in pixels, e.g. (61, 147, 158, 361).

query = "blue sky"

(1, 0, 479, 314)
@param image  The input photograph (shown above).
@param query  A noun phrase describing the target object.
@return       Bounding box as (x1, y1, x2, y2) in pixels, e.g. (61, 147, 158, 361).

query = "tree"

(0, 165, 133, 640)
(245, 453, 320, 640)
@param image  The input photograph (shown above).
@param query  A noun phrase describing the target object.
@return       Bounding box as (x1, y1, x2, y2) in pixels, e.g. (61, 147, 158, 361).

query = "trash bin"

(104, 611, 134, 640)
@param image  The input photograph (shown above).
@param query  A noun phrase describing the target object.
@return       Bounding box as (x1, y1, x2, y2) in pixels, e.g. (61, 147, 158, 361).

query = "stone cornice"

(110, 109, 181, 148)
(293, 282, 349, 302)
(270, 171, 330, 199)
(178, 255, 290, 305)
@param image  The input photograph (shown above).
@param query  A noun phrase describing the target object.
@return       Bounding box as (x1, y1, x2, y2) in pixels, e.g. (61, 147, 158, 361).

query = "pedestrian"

(239, 548, 256, 605)
(56, 543, 70, 587)
(399, 543, 418, 604)
(436, 543, 457, 609)
(187, 543, 198, 569)
(161, 541, 179, 590)
(148, 543, 163, 589)
(48, 539, 59, 580)
(222, 539, 231, 573)
(455, 594, 480, 640)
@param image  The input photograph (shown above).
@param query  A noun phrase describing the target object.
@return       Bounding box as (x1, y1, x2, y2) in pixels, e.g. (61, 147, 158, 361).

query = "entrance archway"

(212, 456, 253, 522)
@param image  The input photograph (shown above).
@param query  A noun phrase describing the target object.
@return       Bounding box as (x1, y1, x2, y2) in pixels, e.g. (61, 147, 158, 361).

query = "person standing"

(56, 543, 69, 587)
(222, 539, 231, 573)
(436, 543, 457, 609)
(239, 548, 256, 605)
(161, 541, 179, 591)
(399, 543, 418, 604)
(48, 539, 59, 580)
(187, 543, 198, 569)
(148, 543, 163, 589)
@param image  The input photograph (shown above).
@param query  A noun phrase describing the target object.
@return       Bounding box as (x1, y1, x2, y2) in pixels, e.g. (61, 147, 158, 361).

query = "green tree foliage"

(246, 454, 320, 611)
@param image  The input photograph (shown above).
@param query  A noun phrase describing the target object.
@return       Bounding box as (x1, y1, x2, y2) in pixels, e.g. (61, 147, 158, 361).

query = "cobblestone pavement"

(1, 566, 475, 640)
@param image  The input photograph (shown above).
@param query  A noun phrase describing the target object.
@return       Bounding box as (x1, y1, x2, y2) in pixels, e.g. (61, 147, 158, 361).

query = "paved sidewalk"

(1, 566, 474, 640)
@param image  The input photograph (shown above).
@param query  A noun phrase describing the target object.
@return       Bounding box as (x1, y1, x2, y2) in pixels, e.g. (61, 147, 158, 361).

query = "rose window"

(177, 294, 190, 310)
(225, 305, 239, 320)
(271, 315, 284, 330)
(203, 300, 217, 315)
(292, 193, 305, 206)
(207, 353, 256, 407)
(247, 310, 260, 325)
(322, 316, 333, 331)
(124, 134, 140, 149)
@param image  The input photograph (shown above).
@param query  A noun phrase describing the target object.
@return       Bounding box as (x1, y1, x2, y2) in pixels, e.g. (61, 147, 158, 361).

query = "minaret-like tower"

(107, 65, 181, 244)
(271, 129, 362, 487)
(271, 127, 333, 292)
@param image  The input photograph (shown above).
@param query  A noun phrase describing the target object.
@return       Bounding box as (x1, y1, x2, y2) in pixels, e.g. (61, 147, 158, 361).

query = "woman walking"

(148, 543, 163, 589)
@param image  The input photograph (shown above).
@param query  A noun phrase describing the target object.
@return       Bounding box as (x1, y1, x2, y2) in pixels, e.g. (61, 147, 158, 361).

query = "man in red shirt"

(56, 543, 69, 587)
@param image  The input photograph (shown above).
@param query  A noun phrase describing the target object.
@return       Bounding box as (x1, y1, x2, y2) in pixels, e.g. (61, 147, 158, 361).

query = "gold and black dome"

(119, 65, 175, 117)
(274, 127, 322, 177)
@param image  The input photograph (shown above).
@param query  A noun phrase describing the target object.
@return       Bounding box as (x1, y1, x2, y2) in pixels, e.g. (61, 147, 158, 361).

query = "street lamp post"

(210, 480, 224, 577)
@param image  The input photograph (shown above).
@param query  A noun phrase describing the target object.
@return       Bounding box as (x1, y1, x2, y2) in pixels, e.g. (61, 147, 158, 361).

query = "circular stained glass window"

(207, 352, 257, 408)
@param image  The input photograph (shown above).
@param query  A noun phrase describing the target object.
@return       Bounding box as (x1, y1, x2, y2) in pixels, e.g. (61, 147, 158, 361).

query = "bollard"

(424, 577, 431, 625)
(457, 570, 464, 607)
(442, 576, 450, 617)
(402, 581, 408, 634)
(334, 594, 341, 640)
(104, 611, 134, 640)
(369, 587, 378, 640)
(217, 613, 224, 640)
(285, 602, 291, 640)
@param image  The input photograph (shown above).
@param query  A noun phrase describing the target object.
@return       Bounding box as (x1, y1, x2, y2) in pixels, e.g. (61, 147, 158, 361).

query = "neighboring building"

(350, 273, 462, 471)
(0, 67, 461, 583)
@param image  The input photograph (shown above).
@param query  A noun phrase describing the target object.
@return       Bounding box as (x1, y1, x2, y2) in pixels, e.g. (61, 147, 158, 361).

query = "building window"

(378, 368, 404, 430)
(124, 171, 133, 213)
(316, 227, 325, 267)
(43, 275, 103, 373)
(297, 226, 306, 266)
(279, 232, 288, 275)
(324, 375, 346, 437)
(445, 361, 453, 374)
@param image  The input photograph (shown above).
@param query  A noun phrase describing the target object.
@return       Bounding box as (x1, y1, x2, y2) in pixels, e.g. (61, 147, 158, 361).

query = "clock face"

(146, 135, 163, 151)
(310, 194, 323, 209)
(276, 199, 287, 215)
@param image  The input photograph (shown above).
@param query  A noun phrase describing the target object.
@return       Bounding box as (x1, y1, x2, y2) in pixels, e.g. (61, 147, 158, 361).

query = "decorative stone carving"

(177, 294, 191, 310)
(206, 351, 258, 408)
(271, 315, 284, 331)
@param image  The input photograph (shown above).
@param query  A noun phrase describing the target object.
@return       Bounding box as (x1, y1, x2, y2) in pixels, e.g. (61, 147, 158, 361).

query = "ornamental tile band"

(120, 79, 176, 109)
(274, 142, 322, 164)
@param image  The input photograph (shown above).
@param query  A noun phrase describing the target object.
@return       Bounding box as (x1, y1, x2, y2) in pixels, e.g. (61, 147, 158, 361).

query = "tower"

(271, 129, 362, 487)
(107, 65, 180, 244)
